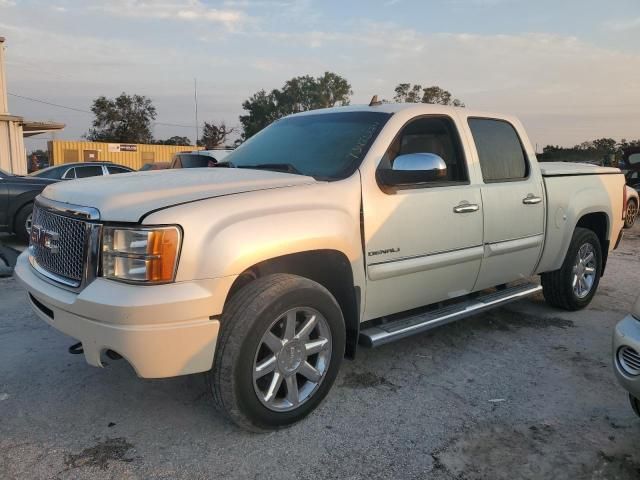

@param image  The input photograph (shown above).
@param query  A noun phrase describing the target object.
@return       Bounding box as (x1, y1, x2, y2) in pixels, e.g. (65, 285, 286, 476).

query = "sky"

(1, 0, 639, 151)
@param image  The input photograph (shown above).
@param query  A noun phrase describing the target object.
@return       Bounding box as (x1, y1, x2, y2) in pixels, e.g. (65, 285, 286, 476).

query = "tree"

(198, 122, 236, 149)
(156, 136, 191, 146)
(393, 83, 423, 103)
(240, 72, 352, 139)
(539, 137, 640, 164)
(86, 92, 157, 144)
(393, 83, 465, 107)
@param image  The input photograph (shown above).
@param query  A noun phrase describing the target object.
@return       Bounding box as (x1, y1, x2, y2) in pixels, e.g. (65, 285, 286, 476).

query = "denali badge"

(30, 225, 60, 254)
(368, 247, 400, 257)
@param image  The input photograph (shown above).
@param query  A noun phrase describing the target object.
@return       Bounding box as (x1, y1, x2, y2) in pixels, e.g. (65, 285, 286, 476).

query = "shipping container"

(47, 140, 202, 171)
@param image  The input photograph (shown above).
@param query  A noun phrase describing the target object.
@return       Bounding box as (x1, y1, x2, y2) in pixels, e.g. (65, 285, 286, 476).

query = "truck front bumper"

(613, 314, 640, 399)
(14, 252, 236, 378)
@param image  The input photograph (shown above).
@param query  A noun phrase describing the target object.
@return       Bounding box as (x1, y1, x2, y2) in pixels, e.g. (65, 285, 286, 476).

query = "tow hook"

(68, 342, 83, 355)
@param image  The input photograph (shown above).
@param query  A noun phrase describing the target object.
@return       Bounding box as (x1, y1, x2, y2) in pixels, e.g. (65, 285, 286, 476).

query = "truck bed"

(539, 162, 621, 177)
(536, 165, 625, 274)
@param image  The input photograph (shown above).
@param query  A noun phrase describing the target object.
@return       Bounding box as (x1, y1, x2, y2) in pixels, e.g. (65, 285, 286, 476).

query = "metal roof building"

(0, 37, 65, 174)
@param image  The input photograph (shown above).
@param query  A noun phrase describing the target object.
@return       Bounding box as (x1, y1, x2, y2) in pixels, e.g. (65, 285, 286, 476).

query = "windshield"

(224, 111, 391, 180)
(28, 165, 62, 178)
(0, 168, 9, 177)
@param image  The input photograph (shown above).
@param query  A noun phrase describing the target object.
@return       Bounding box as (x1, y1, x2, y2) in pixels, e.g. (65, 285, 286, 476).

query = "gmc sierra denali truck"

(15, 103, 626, 431)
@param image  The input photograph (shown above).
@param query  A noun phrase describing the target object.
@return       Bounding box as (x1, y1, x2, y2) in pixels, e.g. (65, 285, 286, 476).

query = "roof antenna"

(369, 95, 382, 107)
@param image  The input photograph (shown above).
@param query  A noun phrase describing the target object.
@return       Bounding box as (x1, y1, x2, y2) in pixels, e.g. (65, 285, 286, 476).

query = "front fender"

(143, 174, 364, 294)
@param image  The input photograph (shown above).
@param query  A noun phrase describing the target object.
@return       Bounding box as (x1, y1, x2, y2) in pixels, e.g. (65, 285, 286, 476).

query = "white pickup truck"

(15, 103, 626, 431)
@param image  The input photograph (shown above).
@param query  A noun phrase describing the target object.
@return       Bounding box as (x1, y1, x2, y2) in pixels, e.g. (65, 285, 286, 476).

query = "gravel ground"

(1, 226, 639, 480)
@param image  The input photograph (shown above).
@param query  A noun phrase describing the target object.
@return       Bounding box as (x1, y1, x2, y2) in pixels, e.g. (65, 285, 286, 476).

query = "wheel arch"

(10, 199, 35, 234)
(575, 212, 610, 274)
(225, 249, 361, 359)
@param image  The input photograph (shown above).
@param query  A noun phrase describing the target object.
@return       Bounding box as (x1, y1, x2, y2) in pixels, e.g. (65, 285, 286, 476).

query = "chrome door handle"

(453, 202, 480, 213)
(522, 194, 542, 205)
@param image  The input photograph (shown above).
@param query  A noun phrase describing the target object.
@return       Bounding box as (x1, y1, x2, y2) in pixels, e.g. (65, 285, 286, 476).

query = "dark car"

(140, 162, 170, 171)
(620, 147, 640, 173)
(0, 167, 58, 242)
(30, 162, 133, 180)
(169, 153, 218, 169)
(627, 170, 640, 191)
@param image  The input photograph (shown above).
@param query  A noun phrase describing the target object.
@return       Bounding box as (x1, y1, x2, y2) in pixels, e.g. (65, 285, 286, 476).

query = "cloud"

(0, 0, 16, 7)
(604, 17, 640, 32)
(2, 3, 639, 148)
(92, 0, 248, 29)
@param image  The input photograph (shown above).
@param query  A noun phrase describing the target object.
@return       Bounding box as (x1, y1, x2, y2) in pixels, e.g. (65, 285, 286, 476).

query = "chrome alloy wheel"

(627, 201, 638, 226)
(253, 307, 332, 412)
(572, 243, 597, 299)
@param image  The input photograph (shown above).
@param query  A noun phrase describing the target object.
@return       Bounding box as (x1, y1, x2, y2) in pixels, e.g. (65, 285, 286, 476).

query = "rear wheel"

(625, 199, 637, 228)
(209, 273, 345, 431)
(14, 203, 34, 243)
(541, 227, 602, 311)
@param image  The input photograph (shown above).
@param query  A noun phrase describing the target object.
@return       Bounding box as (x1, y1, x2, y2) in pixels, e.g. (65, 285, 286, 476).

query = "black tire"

(630, 394, 640, 418)
(209, 273, 345, 432)
(541, 227, 602, 311)
(14, 203, 33, 243)
(624, 199, 637, 229)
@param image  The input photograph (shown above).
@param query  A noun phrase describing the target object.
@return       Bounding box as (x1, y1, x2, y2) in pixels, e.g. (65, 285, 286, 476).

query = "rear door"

(464, 117, 545, 290)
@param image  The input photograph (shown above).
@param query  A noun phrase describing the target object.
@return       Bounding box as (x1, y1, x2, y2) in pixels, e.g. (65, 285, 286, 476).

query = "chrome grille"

(618, 346, 640, 377)
(29, 205, 88, 285)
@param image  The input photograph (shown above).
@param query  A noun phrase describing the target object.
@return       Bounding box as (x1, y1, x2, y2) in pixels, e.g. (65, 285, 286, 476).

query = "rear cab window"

(468, 118, 529, 182)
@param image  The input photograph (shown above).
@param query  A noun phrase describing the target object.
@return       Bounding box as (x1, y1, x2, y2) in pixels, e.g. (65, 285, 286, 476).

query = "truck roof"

(291, 102, 507, 120)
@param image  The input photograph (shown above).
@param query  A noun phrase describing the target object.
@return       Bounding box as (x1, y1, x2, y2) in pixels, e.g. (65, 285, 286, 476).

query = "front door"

(465, 117, 545, 290)
(361, 115, 484, 321)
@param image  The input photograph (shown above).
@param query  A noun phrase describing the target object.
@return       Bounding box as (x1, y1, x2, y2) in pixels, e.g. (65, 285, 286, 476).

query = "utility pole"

(194, 78, 199, 147)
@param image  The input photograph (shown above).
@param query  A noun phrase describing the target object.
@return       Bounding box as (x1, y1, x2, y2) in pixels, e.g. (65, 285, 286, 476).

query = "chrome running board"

(359, 282, 542, 348)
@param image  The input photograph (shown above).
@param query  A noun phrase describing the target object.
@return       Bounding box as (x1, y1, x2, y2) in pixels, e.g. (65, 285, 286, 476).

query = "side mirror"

(377, 153, 447, 187)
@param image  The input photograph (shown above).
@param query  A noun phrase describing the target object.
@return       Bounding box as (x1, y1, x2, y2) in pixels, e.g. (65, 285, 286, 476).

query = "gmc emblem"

(30, 225, 60, 254)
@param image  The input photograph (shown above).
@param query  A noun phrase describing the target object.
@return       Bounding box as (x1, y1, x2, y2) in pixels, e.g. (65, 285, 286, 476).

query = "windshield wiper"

(236, 163, 303, 175)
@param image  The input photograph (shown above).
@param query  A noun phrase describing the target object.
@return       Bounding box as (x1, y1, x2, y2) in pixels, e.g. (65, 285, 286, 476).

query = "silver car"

(613, 294, 640, 416)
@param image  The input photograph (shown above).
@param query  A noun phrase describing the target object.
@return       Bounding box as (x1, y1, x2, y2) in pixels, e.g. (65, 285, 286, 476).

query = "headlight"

(102, 226, 181, 284)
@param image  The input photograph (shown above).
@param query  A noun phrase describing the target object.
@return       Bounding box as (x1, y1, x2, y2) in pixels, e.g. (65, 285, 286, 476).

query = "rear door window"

(468, 118, 528, 182)
(62, 168, 76, 179)
(75, 166, 104, 178)
(107, 166, 130, 174)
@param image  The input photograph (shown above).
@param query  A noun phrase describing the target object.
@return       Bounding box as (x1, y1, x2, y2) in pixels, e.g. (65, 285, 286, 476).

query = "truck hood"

(41, 168, 316, 222)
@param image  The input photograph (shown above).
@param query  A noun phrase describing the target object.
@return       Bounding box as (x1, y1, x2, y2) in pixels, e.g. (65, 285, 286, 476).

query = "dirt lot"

(1, 226, 640, 480)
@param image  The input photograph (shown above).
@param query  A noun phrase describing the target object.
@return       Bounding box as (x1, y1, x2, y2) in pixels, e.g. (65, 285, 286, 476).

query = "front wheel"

(541, 227, 602, 311)
(14, 203, 34, 243)
(209, 274, 345, 431)
(624, 200, 637, 229)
